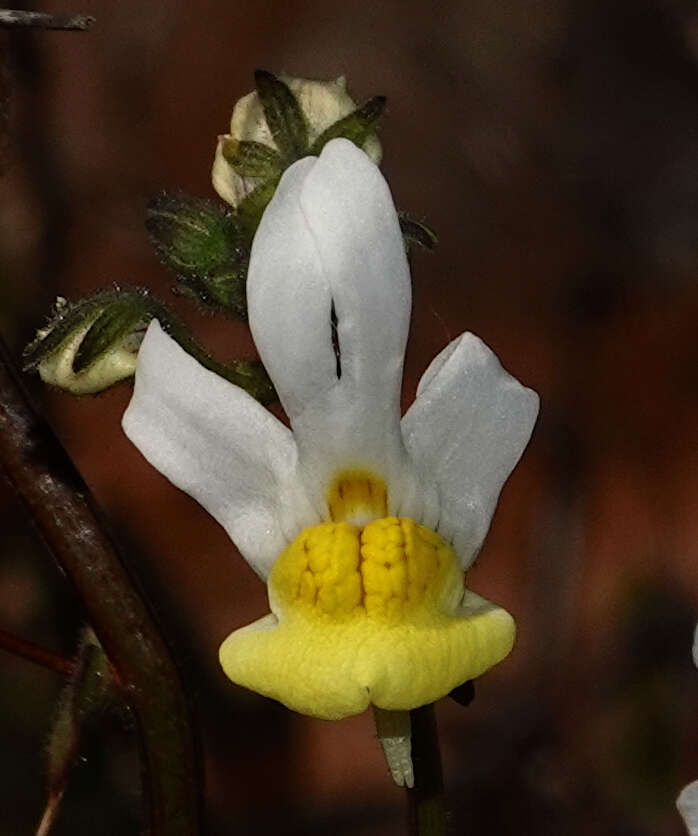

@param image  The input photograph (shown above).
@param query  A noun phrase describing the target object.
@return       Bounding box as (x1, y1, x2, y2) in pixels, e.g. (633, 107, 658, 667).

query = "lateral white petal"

(402, 333, 539, 567)
(122, 321, 317, 578)
(678, 782, 698, 835)
(248, 139, 417, 517)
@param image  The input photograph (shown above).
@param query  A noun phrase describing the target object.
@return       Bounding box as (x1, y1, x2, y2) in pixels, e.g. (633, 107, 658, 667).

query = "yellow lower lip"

(219, 516, 515, 720)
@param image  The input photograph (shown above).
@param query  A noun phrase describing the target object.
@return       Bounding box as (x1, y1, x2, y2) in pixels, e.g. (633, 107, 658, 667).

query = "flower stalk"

(34, 788, 64, 836)
(0, 337, 202, 836)
(406, 704, 446, 836)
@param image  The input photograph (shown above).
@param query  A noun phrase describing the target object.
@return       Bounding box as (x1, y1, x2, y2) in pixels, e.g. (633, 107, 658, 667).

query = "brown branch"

(0, 627, 76, 676)
(0, 338, 202, 836)
(0, 9, 94, 30)
(406, 704, 446, 836)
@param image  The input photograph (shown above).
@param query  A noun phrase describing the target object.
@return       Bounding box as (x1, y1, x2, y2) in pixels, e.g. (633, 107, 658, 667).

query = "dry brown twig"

(0, 9, 94, 31)
(0, 339, 203, 834)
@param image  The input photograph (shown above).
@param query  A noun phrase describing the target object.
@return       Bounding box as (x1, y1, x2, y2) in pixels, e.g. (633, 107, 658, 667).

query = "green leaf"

(254, 70, 308, 162)
(73, 296, 146, 373)
(236, 174, 281, 240)
(146, 193, 248, 315)
(221, 138, 283, 178)
(309, 95, 386, 155)
(47, 629, 116, 796)
(399, 214, 438, 251)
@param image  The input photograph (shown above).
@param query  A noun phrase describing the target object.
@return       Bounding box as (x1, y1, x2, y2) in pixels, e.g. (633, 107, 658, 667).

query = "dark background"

(1, 0, 698, 833)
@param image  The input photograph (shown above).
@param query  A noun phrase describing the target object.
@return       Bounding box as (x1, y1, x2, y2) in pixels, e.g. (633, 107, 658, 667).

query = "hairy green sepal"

(254, 70, 309, 163)
(399, 214, 438, 252)
(309, 96, 387, 155)
(146, 194, 248, 316)
(222, 138, 283, 179)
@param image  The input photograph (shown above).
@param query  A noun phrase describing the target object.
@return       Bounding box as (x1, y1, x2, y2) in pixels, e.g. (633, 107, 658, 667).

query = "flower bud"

(25, 293, 146, 395)
(212, 73, 383, 208)
(25, 290, 276, 402)
(146, 193, 247, 315)
(37, 317, 139, 395)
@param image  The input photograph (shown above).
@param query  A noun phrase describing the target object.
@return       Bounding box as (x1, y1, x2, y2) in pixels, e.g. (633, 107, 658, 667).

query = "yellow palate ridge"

(272, 517, 456, 623)
(219, 516, 516, 720)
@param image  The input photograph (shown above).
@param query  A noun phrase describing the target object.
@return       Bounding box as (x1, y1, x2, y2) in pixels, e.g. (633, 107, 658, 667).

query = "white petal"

(121, 321, 318, 578)
(247, 154, 335, 419)
(402, 333, 539, 566)
(678, 781, 698, 835)
(298, 139, 410, 399)
(248, 138, 417, 517)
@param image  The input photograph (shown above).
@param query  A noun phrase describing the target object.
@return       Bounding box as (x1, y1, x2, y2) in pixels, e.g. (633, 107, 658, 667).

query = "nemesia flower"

(123, 138, 539, 721)
(212, 74, 382, 208)
(677, 624, 698, 834)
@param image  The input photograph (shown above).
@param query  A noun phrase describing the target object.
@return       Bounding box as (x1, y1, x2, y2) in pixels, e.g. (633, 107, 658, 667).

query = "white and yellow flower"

(122, 138, 538, 722)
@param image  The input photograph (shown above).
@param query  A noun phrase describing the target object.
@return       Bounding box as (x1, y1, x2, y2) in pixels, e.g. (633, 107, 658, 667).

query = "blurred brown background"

(1, 0, 698, 833)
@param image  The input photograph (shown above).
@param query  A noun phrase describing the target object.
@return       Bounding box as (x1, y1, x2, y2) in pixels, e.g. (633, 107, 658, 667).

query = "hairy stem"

(406, 704, 446, 836)
(0, 338, 202, 836)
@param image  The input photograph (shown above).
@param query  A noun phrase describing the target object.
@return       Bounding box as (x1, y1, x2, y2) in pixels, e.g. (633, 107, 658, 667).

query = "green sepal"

(236, 175, 281, 241)
(254, 70, 308, 162)
(399, 214, 438, 251)
(73, 295, 146, 373)
(449, 680, 475, 707)
(218, 356, 275, 404)
(309, 95, 386, 155)
(222, 138, 283, 178)
(146, 193, 248, 316)
(22, 290, 142, 373)
(178, 263, 248, 317)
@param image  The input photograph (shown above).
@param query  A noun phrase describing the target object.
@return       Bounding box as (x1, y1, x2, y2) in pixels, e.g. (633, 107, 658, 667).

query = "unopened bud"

(213, 72, 383, 208)
(24, 291, 148, 395)
(146, 193, 247, 315)
(25, 290, 276, 403)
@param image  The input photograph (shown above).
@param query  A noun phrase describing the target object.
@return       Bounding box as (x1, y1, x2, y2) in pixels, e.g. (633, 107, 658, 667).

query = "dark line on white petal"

(330, 299, 342, 379)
